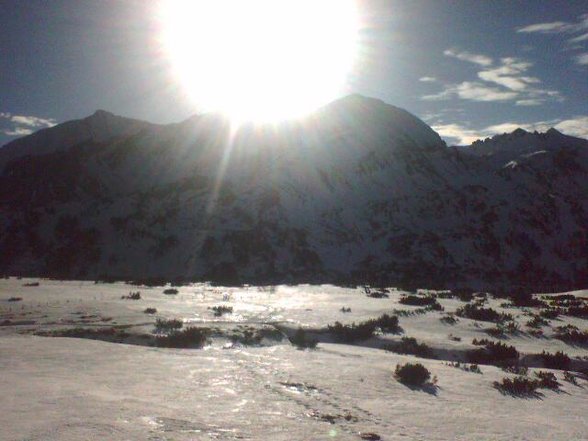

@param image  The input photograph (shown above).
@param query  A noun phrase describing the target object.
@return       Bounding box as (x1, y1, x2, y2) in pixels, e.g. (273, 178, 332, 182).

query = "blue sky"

(1, 0, 586, 146)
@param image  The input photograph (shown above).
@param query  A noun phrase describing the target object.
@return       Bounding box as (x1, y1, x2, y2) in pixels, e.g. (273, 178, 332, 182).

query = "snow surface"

(1, 278, 587, 440)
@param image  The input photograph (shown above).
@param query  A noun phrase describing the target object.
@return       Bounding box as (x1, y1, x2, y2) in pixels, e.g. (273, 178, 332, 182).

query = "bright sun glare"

(159, 0, 359, 122)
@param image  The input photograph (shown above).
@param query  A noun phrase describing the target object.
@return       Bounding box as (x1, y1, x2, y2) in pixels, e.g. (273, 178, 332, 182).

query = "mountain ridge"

(0, 95, 586, 291)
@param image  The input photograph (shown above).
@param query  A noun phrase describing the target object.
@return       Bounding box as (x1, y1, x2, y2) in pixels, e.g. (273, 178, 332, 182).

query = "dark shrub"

(502, 365, 528, 376)
(163, 288, 179, 295)
(122, 291, 141, 300)
(390, 337, 434, 357)
(510, 293, 546, 308)
(447, 361, 482, 374)
(23, 282, 40, 287)
(526, 315, 549, 328)
(485, 327, 506, 338)
(493, 376, 539, 396)
(211, 305, 233, 317)
(540, 350, 571, 369)
(534, 371, 560, 390)
(290, 327, 318, 349)
(154, 318, 183, 333)
(468, 341, 519, 365)
(372, 314, 401, 333)
(144, 307, 157, 314)
(328, 321, 376, 342)
(456, 304, 512, 323)
(340, 307, 352, 313)
(367, 291, 389, 298)
(328, 314, 400, 342)
(7, 297, 22, 302)
(394, 363, 431, 386)
(553, 325, 588, 345)
(539, 309, 559, 319)
(156, 327, 209, 348)
(563, 371, 578, 385)
(440, 315, 458, 325)
(399, 295, 437, 307)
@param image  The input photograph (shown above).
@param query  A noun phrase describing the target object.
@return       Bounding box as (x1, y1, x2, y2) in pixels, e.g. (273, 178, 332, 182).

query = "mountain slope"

(0, 95, 586, 290)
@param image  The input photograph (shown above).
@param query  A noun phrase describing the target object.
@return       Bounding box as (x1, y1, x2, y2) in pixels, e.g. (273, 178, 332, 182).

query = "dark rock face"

(0, 95, 586, 291)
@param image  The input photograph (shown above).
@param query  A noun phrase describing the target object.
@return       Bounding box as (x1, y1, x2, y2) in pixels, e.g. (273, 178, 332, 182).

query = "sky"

(0, 0, 587, 146)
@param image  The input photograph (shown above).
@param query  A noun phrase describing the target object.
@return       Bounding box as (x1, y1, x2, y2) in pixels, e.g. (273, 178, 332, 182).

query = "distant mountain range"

(1, 95, 586, 290)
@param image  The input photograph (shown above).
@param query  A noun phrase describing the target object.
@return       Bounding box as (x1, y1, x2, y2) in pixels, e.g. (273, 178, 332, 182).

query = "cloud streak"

(0, 112, 56, 137)
(443, 48, 493, 66)
(517, 14, 588, 64)
(422, 53, 562, 105)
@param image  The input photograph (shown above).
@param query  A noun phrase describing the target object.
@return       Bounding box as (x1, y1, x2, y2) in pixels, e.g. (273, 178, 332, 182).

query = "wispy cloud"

(423, 81, 518, 102)
(517, 21, 573, 34)
(576, 52, 588, 65)
(569, 32, 588, 43)
(443, 48, 493, 66)
(516, 14, 588, 64)
(419, 76, 437, 82)
(0, 112, 56, 137)
(422, 53, 563, 105)
(516, 14, 588, 35)
(433, 115, 588, 145)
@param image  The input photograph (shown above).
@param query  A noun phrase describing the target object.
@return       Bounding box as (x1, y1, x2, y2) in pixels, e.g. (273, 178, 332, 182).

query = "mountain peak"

(91, 109, 115, 117)
(546, 127, 562, 136)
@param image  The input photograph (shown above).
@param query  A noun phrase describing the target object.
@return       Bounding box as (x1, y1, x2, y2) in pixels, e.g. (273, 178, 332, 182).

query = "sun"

(158, 0, 359, 122)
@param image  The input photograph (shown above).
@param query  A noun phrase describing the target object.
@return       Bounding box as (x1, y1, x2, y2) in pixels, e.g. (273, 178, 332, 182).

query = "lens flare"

(158, 0, 359, 122)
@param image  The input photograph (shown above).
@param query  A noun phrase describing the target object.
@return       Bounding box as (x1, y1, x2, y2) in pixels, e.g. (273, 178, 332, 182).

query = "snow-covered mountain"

(0, 95, 586, 290)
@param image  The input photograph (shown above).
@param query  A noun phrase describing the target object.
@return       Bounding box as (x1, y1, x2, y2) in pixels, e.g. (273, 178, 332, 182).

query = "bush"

(163, 288, 179, 295)
(23, 282, 40, 287)
(340, 307, 352, 313)
(534, 371, 560, 390)
(328, 321, 377, 342)
(468, 340, 519, 365)
(7, 297, 22, 302)
(447, 362, 482, 374)
(553, 325, 588, 345)
(493, 376, 539, 396)
(394, 363, 431, 386)
(327, 314, 400, 342)
(154, 318, 183, 333)
(540, 350, 571, 369)
(456, 304, 512, 323)
(156, 327, 209, 348)
(440, 315, 458, 325)
(563, 371, 578, 385)
(211, 305, 233, 317)
(389, 337, 434, 358)
(122, 291, 141, 300)
(510, 293, 546, 308)
(399, 295, 437, 307)
(526, 315, 549, 328)
(143, 307, 157, 314)
(290, 327, 318, 349)
(502, 365, 528, 376)
(367, 291, 389, 298)
(539, 309, 559, 319)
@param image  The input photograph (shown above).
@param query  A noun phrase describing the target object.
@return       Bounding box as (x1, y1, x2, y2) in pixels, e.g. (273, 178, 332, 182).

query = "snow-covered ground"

(1, 278, 587, 440)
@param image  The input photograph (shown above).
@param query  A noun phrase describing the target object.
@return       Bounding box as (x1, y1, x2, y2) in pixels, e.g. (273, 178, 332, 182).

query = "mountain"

(0, 95, 586, 291)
